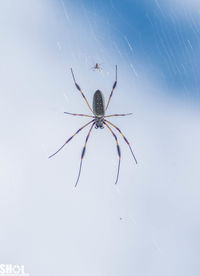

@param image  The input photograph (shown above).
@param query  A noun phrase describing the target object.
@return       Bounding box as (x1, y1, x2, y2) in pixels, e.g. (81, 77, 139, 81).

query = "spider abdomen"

(93, 90, 105, 116)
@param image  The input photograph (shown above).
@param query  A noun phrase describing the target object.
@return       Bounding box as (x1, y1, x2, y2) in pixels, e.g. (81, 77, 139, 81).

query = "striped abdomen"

(93, 90, 105, 117)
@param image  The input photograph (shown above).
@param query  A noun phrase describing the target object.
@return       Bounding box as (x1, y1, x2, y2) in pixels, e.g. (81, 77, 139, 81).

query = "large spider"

(49, 66, 137, 186)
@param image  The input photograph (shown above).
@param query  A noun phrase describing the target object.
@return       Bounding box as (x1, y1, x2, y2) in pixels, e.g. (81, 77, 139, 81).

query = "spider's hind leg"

(105, 119, 137, 164)
(75, 122, 95, 187)
(49, 119, 94, 158)
(104, 122, 121, 184)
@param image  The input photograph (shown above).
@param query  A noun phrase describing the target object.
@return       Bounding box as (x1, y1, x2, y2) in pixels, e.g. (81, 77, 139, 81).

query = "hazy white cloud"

(158, 0, 200, 13)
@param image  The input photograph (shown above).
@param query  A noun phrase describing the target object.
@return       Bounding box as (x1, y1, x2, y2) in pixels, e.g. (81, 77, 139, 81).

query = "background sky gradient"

(0, 0, 200, 275)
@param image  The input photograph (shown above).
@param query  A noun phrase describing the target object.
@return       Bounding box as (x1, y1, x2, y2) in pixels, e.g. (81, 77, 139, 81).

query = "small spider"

(49, 65, 137, 186)
(91, 63, 102, 71)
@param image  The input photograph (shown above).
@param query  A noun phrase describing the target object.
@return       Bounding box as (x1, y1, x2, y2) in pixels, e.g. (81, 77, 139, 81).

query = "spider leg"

(104, 122, 121, 184)
(49, 119, 94, 158)
(71, 68, 93, 113)
(64, 112, 95, 118)
(104, 113, 132, 118)
(105, 119, 137, 164)
(105, 65, 117, 111)
(75, 122, 95, 187)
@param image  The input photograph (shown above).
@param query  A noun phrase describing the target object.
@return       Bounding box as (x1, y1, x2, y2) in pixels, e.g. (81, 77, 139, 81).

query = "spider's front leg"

(71, 68, 93, 114)
(105, 65, 117, 111)
(75, 122, 95, 187)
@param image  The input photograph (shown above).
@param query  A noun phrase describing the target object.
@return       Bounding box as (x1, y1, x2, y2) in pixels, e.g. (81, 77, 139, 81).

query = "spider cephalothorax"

(94, 117, 104, 129)
(49, 66, 137, 186)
